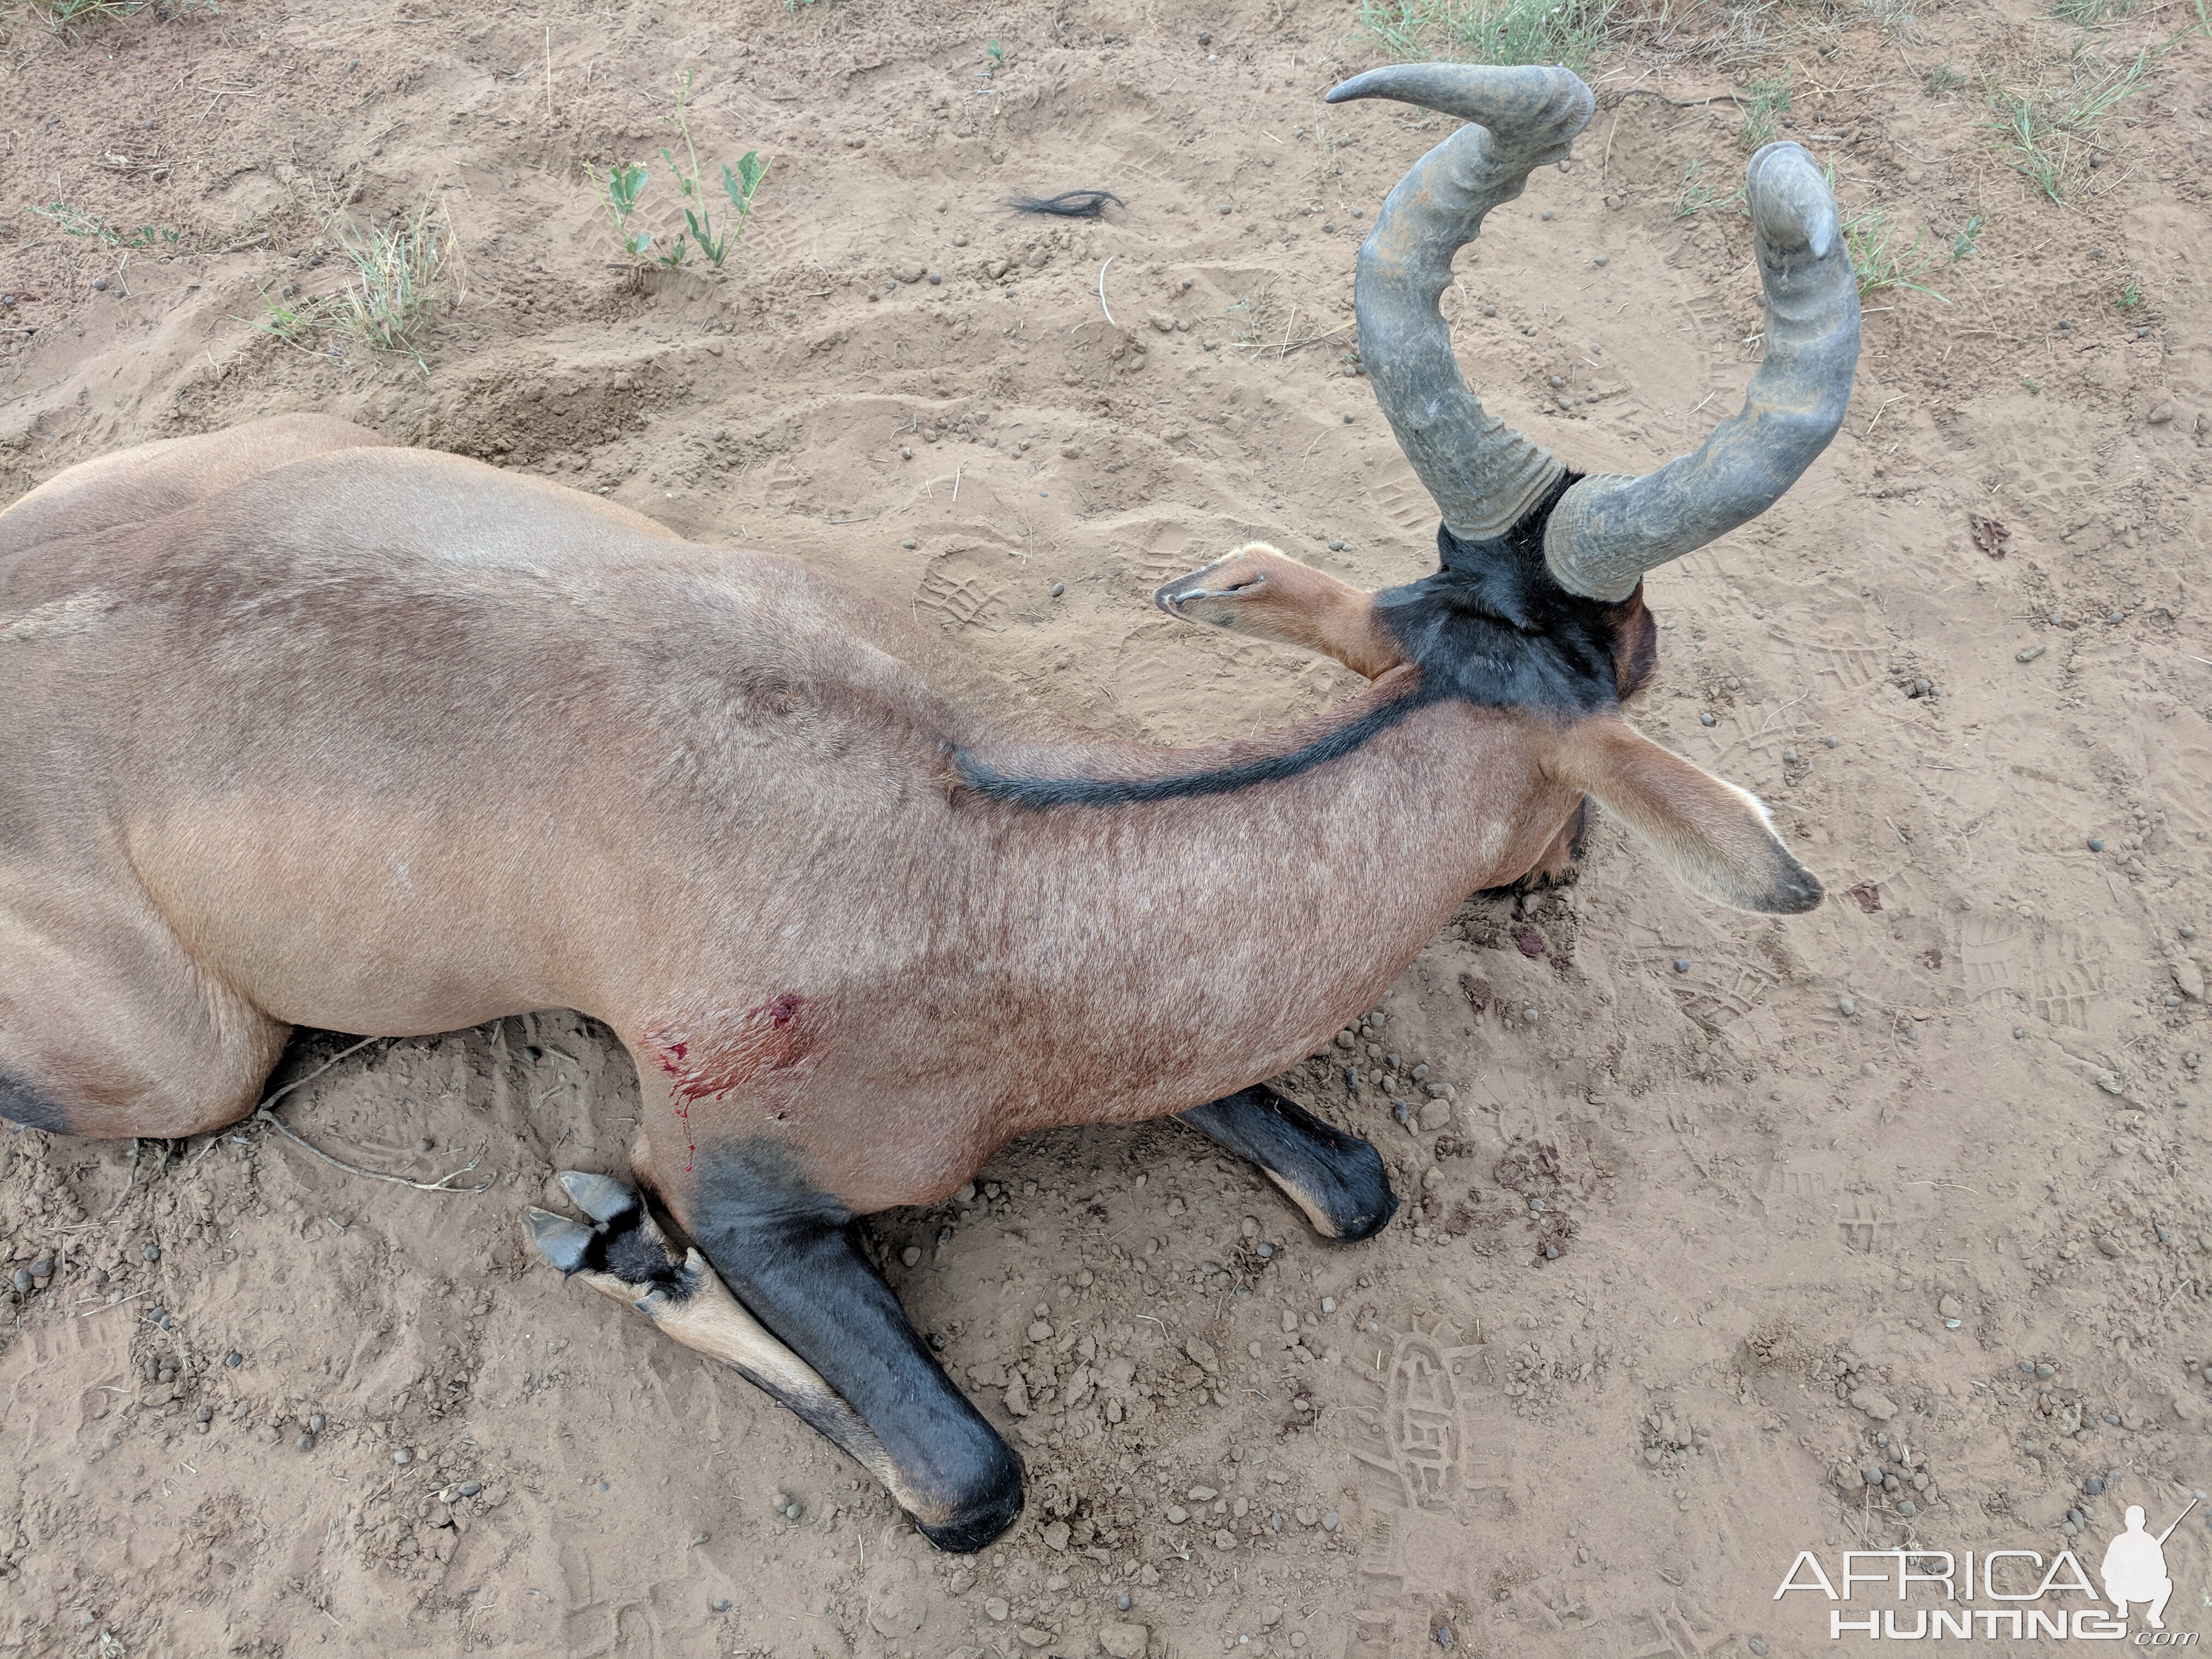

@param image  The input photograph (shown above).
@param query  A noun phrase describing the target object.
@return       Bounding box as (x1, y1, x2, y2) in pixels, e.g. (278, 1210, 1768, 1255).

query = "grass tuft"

(1841, 202, 1945, 300)
(1736, 71, 1796, 150)
(15, 0, 212, 32)
(2054, 0, 2134, 25)
(1922, 60, 1965, 96)
(1355, 0, 1626, 77)
(1672, 160, 1745, 218)
(257, 198, 463, 370)
(1984, 43, 2161, 202)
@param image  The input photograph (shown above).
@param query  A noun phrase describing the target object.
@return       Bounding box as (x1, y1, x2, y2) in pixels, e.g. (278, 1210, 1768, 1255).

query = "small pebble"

(1699, 711, 1716, 726)
(460, 1480, 483, 1496)
(1522, 1008, 1538, 1023)
(1783, 748, 1798, 763)
(1482, 304, 1496, 316)
(308, 1414, 325, 1432)
(1321, 1511, 1339, 1532)
(926, 272, 942, 285)
(1750, 1641, 1770, 1657)
(394, 1448, 413, 1466)
(297, 1432, 315, 1452)
(2035, 1363, 2055, 1380)
(143, 1244, 161, 1262)
(1673, 958, 1691, 974)
(2014, 1026, 2026, 1039)
(901, 1246, 922, 1267)
(2087, 838, 2104, 852)
(1823, 736, 1838, 749)
(1593, 253, 1609, 267)
(1050, 582, 1064, 597)
(1342, 412, 1354, 424)
(901, 539, 917, 550)
(1117, 1592, 1132, 1612)
(1898, 1499, 1917, 1517)
(415, 1137, 433, 1152)
(1839, 998, 1857, 1017)
(197, 1405, 213, 1422)
(225, 1351, 242, 1368)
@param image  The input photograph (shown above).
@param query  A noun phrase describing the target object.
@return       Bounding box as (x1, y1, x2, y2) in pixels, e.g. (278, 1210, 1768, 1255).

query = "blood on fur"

(639, 994, 812, 1171)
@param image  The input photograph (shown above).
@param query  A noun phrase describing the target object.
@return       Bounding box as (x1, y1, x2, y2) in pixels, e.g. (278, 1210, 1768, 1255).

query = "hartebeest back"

(0, 64, 1856, 1549)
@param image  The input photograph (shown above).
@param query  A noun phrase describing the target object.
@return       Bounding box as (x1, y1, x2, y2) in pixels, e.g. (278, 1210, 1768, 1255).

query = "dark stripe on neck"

(952, 686, 1442, 808)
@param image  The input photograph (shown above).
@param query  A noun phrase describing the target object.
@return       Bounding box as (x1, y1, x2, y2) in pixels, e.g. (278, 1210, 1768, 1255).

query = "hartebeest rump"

(0, 66, 1857, 1549)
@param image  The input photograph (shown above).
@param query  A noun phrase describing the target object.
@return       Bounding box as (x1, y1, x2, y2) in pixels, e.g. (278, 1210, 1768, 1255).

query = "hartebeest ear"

(1547, 720, 1822, 914)
(1153, 543, 1408, 681)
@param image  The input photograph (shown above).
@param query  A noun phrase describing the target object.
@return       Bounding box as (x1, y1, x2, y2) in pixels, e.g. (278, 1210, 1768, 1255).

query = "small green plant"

(983, 37, 1005, 65)
(1922, 60, 1965, 95)
(1985, 85, 2064, 201)
(2021, 373, 2043, 392)
(1355, 0, 1625, 78)
(1842, 202, 1946, 301)
(28, 201, 180, 249)
(1737, 72, 1796, 151)
(255, 197, 462, 370)
(596, 161, 654, 260)
(1948, 211, 1987, 261)
(2054, 0, 2134, 25)
(588, 72, 770, 270)
(1672, 160, 1745, 218)
(2116, 279, 2140, 308)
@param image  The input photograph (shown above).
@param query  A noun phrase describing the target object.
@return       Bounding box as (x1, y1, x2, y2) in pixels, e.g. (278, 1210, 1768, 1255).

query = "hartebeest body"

(0, 66, 1857, 1548)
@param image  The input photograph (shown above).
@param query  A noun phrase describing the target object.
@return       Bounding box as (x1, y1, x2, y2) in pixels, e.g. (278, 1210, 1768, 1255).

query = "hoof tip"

(525, 1207, 593, 1273)
(557, 1170, 639, 1224)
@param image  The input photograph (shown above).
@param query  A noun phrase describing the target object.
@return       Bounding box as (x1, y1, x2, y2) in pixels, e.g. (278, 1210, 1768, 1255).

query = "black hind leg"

(1178, 1086, 1397, 1242)
(526, 1166, 1023, 1554)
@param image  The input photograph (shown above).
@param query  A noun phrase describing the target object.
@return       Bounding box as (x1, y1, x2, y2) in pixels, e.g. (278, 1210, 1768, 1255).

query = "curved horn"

(1326, 64, 1595, 542)
(1543, 142, 1861, 600)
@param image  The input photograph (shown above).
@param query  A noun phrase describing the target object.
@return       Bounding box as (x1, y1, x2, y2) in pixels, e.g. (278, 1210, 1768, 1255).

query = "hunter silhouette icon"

(2101, 1499, 2197, 1628)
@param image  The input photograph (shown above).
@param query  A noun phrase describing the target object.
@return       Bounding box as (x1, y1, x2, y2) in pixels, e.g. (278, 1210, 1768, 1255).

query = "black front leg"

(683, 1142, 1024, 1554)
(1179, 1085, 1398, 1242)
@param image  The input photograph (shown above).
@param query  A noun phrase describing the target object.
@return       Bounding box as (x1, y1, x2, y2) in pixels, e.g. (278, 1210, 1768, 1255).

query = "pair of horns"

(1327, 64, 1861, 602)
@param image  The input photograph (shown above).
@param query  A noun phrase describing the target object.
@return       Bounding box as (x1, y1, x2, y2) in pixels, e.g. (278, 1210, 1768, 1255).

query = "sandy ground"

(3, 0, 2210, 1655)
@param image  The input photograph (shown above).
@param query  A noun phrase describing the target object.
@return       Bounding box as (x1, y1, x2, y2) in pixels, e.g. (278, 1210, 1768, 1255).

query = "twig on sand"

(1097, 257, 1116, 327)
(255, 1036, 495, 1193)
